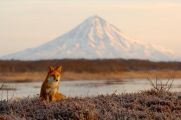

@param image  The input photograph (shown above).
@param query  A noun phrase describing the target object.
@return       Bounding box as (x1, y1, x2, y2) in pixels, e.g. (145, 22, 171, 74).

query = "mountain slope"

(1, 16, 177, 61)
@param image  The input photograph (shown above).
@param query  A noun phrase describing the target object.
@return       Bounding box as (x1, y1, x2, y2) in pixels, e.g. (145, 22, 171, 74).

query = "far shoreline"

(0, 70, 180, 83)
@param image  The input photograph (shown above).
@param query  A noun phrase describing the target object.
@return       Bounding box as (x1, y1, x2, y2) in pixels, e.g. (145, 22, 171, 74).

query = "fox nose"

(56, 79, 58, 81)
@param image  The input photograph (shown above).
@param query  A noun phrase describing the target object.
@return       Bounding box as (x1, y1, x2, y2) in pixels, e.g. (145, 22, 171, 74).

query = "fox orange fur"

(40, 66, 66, 102)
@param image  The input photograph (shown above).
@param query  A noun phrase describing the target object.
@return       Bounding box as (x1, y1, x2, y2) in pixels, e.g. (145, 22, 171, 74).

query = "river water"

(1, 79, 181, 100)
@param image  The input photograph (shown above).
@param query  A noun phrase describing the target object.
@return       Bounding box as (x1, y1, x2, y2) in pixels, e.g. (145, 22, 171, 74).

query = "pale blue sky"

(0, 0, 181, 56)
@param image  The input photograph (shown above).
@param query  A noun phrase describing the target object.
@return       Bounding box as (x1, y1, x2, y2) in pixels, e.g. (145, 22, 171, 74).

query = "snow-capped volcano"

(1, 15, 177, 61)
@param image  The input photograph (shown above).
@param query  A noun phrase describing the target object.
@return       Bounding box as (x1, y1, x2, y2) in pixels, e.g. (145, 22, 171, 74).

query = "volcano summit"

(2, 16, 176, 61)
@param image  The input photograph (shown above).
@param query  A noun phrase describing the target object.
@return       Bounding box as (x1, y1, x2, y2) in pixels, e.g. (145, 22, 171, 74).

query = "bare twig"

(147, 75, 175, 93)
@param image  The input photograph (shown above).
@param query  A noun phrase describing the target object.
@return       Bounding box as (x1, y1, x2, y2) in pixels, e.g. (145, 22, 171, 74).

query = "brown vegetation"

(1, 59, 181, 82)
(0, 59, 181, 73)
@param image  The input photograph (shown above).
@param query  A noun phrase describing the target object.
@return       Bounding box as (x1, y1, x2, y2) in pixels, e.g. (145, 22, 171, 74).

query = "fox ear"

(48, 66, 54, 72)
(56, 66, 62, 72)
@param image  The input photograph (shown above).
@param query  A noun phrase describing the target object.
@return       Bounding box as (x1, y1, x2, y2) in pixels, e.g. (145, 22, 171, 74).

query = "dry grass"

(1, 70, 181, 82)
(0, 89, 181, 120)
(0, 72, 47, 82)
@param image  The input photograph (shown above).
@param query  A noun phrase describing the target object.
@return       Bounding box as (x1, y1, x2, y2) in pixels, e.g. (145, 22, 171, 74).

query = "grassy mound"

(0, 90, 181, 120)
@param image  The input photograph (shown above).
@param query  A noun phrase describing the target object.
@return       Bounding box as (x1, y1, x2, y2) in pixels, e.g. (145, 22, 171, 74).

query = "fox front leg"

(45, 95, 50, 102)
(50, 93, 56, 101)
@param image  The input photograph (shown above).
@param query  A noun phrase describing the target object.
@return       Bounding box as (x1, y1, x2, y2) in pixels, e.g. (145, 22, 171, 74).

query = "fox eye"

(48, 76, 54, 82)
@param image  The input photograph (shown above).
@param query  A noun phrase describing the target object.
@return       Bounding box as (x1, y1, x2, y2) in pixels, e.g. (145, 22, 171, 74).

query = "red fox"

(40, 66, 66, 102)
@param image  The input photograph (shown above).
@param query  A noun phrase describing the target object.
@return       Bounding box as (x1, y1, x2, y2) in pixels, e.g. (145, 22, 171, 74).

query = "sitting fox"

(40, 66, 66, 102)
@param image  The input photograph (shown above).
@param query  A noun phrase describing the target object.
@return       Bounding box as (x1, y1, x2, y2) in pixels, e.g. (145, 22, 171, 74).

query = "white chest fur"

(46, 87, 58, 94)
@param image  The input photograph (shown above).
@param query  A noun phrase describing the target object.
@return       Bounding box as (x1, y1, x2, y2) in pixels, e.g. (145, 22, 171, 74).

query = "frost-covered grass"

(0, 89, 181, 120)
